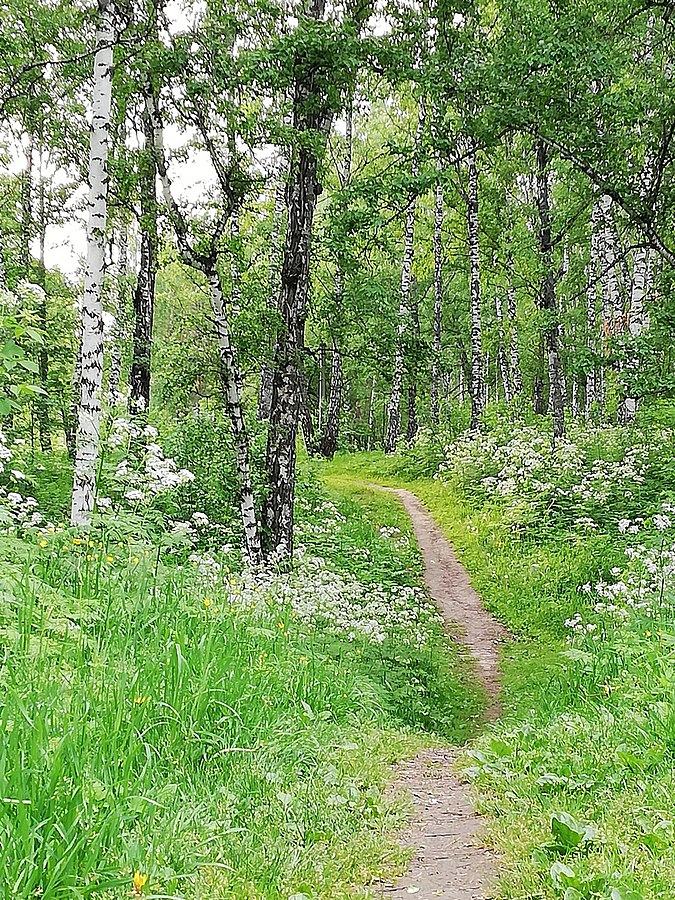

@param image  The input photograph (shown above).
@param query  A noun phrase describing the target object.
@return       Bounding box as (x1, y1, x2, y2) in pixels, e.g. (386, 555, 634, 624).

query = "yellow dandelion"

(88, 540, 94, 548)
(134, 696, 148, 705)
(203, 598, 212, 607)
(39, 540, 47, 548)
(106, 555, 114, 563)
(277, 621, 285, 630)
(132, 871, 148, 896)
(646, 630, 652, 637)
(86, 554, 92, 561)
(72, 538, 82, 545)
(132, 557, 139, 564)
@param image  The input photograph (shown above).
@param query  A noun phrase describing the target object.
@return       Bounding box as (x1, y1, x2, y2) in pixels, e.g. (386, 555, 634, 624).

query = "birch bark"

(495, 292, 513, 402)
(263, 0, 336, 556)
(585, 199, 600, 416)
(107, 225, 129, 406)
(129, 96, 158, 417)
(145, 79, 262, 563)
(319, 100, 353, 457)
(430, 177, 444, 425)
(70, 0, 114, 526)
(258, 163, 286, 421)
(535, 140, 565, 440)
(384, 96, 425, 452)
(466, 139, 484, 430)
(36, 157, 50, 451)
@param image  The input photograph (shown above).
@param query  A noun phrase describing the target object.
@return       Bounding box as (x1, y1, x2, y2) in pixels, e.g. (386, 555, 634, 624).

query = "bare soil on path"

(373, 487, 508, 900)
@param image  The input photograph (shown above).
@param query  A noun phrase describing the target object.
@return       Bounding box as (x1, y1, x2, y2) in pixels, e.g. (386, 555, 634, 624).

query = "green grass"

(0, 467, 482, 900)
(318, 451, 675, 900)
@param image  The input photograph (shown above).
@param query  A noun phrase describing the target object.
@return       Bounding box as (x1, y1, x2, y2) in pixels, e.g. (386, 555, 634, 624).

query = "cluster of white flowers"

(436, 423, 650, 524)
(199, 550, 441, 647)
(0, 431, 51, 532)
(105, 418, 195, 509)
(567, 506, 675, 637)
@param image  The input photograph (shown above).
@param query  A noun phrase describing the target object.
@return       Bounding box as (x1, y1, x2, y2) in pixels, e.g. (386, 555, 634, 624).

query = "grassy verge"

(1, 466, 481, 900)
(318, 451, 675, 900)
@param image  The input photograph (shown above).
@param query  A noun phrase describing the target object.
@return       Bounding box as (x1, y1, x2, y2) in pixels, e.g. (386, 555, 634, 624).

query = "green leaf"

(551, 811, 596, 850)
(550, 861, 577, 888)
(611, 888, 643, 900)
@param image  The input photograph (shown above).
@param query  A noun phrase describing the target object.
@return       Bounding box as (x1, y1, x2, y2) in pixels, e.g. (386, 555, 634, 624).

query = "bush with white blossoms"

(0, 430, 55, 533)
(565, 504, 675, 639)
(435, 422, 654, 528)
(189, 547, 442, 648)
(102, 418, 196, 510)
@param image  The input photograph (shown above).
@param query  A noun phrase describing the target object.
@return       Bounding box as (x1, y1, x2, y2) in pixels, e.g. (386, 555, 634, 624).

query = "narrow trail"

(374, 487, 508, 900)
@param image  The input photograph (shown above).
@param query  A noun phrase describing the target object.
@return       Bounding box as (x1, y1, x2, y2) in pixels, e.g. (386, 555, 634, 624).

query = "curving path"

(374, 487, 508, 900)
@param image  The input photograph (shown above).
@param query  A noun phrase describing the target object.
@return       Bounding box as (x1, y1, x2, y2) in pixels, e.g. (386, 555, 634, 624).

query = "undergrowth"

(319, 416, 675, 900)
(0, 442, 480, 900)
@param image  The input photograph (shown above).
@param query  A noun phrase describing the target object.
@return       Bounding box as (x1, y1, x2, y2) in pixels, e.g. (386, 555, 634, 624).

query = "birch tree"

(145, 87, 262, 563)
(263, 0, 369, 555)
(70, 0, 115, 526)
(430, 175, 444, 426)
(319, 99, 353, 459)
(535, 140, 565, 440)
(129, 88, 158, 417)
(465, 138, 484, 431)
(384, 95, 425, 452)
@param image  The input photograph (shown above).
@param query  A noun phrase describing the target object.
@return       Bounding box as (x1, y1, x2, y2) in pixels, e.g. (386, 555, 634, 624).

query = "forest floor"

(371, 487, 505, 900)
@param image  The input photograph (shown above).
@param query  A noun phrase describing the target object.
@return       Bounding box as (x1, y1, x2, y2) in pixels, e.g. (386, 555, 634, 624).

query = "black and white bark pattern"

(535, 140, 565, 440)
(258, 163, 287, 421)
(466, 139, 484, 431)
(585, 198, 601, 416)
(263, 0, 335, 557)
(36, 163, 50, 451)
(146, 82, 262, 563)
(430, 176, 444, 426)
(495, 291, 513, 402)
(107, 225, 129, 406)
(319, 337, 342, 458)
(70, 0, 114, 526)
(129, 98, 158, 417)
(384, 96, 425, 452)
(620, 246, 652, 421)
(319, 100, 353, 457)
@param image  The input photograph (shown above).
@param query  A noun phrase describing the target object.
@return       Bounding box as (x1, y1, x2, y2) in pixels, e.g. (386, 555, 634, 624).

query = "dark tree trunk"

(535, 140, 565, 440)
(129, 100, 158, 418)
(319, 339, 342, 458)
(263, 0, 334, 557)
(259, 165, 286, 421)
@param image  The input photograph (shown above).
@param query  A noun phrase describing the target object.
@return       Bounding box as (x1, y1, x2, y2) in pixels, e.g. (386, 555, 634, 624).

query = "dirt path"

(375, 487, 507, 900)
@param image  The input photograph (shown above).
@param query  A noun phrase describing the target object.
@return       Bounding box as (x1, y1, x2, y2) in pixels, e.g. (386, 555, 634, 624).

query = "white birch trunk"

(107, 225, 128, 406)
(145, 85, 262, 563)
(70, 0, 114, 526)
(586, 199, 601, 416)
(430, 176, 444, 425)
(495, 292, 513, 402)
(620, 246, 651, 422)
(466, 139, 484, 430)
(367, 374, 376, 450)
(384, 96, 425, 452)
(207, 271, 261, 561)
